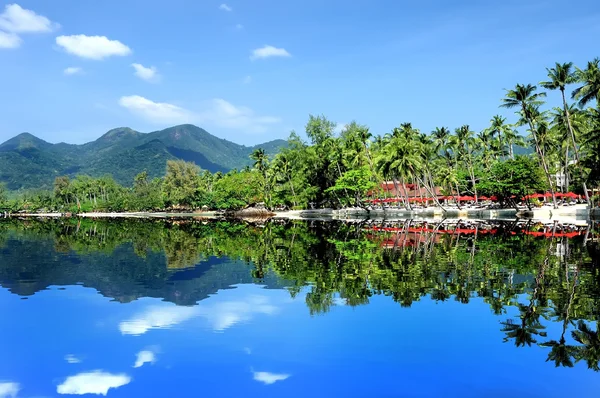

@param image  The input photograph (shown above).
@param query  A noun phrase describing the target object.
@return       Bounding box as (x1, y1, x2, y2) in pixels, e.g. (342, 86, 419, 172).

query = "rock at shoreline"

(229, 206, 275, 219)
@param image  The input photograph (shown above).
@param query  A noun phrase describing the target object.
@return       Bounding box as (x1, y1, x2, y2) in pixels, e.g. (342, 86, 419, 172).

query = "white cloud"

(253, 371, 290, 385)
(235, 24, 244, 30)
(63, 66, 82, 75)
(219, 4, 232, 12)
(250, 45, 291, 60)
(65, 354, 82, 363)
(0, 382, 20, 398)
(57, 371, 131, 396)
(119, 95, 280, 133)
(56, 35, 131, 60)
(0, 31, 20, 48)
(0, 4, 58, 33)
(243, 75, 252, 84)
(131, 63, 159, 82)
(119, 293, 278, 335)
(197, 99, 281, 133)
(133, 350, 156, 368)
(118, 95, 193, 125)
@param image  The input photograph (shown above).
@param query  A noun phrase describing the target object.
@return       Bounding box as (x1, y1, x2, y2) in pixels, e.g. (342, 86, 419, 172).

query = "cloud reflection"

(0, 382, 20, 398)
(64, 354, 81, 364)
(253, 371, 290, 385)
(119, 306, 197, 335)
(119, 293, 278, 335)
(202, 295, 277, 331)
(133, 350, 156, 368)
(56, 371, 131, 396)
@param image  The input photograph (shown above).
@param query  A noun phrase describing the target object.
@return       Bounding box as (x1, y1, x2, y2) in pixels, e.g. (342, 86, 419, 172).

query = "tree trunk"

(392, 177, 402, 208)
(467, 157, 478, 204)
(561, 88, 590, 206)
(400, 175, 412, 210)
(564, 145, 569, 194)
(288, 175, 298, 207)
(524, 105, 557, 209)
(416, 174, 446, 211)
(454, 181, 462, 210)
(414, 176, 424, 207)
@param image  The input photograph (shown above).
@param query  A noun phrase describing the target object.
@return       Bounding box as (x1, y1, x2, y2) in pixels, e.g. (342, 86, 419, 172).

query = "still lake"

(1, 218, 599, 397)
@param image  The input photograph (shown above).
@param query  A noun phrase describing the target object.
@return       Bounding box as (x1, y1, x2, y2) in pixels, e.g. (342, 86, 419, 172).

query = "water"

(1, 218, 599, 397)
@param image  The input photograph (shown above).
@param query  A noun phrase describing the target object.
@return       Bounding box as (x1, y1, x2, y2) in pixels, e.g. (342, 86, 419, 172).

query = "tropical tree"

(572, 320, 600, 371)
(572, 58, 600, 108)
(0, 182, 7, 205)
(454, 125, 480, 202)
(541, 62, 590, 203)
(250, 148, 271, 205)
(326, 166, 377, 208)
(485, 115, 521, 160)
(162, 160, 201, 208)
(501, 84, 557, 208)
(271, 152, 298, 207)
(53, 176, 71, 205)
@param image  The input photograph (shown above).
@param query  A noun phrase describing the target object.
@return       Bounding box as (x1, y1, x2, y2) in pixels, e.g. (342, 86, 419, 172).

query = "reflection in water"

(56, 371, 131, 396)
(1, 217, 600, 394)
(0, 382, 19, 398)
(64, 354, 81, 364)
(253, 371, 291, 385)
(119, 291, 279, 335)
(133, 350, 156, 368)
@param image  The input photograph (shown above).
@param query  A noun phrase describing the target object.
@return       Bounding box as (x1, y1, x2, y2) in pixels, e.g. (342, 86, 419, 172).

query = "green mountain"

(0, 125, 287, 190)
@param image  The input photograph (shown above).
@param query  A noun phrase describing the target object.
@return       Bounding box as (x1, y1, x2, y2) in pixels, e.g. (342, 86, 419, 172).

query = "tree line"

(1, 59, 599, 212)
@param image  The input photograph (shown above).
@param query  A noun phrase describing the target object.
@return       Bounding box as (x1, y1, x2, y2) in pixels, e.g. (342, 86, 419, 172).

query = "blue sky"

(0, 0, 599, 146)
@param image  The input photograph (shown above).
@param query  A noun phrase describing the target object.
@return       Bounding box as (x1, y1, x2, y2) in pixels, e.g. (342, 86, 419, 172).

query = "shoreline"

(3, 204, 595, 224)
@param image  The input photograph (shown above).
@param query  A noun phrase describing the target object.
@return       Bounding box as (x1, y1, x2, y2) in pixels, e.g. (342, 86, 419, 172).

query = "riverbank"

(275, 204, 594, 222)
(4, 204, 596, 223)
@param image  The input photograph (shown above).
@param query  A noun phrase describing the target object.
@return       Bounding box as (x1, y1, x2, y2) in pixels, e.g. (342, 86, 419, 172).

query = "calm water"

(1, 218, 599, 398)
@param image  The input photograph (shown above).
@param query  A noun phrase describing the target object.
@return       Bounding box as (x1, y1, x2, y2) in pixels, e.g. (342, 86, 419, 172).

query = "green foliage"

(162, 160, 202, 208)
(212, 170, 264, 210)
(0, 182, 6, 205)
(478, 156, 547, 206)
(326, 166, 376, 207)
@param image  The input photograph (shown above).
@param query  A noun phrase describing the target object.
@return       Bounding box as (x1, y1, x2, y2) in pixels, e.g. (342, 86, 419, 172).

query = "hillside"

(0, 125, 287, 190)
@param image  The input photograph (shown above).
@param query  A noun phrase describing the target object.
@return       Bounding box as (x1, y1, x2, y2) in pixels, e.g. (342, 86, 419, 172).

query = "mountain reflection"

(1, 217, 600, 371)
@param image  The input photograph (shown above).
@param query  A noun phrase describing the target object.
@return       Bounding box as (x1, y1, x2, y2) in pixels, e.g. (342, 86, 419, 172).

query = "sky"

(0, 0, 599, 146)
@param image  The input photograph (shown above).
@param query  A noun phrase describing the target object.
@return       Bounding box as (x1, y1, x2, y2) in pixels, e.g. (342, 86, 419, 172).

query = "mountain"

(0, 124, 287, 190)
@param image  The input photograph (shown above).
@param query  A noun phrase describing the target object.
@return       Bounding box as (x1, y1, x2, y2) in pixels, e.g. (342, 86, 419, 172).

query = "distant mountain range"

(0, 124, 287, 190)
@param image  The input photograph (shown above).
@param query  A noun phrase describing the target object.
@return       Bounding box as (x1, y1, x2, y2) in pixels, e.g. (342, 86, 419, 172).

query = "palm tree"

(477, 129, 495, 170)
(416, 133, 446, 209)
(572, 320, 600, 371)
(540, 268, 578, 368)
(486, 115, 520, 159)
(271, 152, 298, 207)
(250, 148, 270, 205)
(582, 108, 600, 187)
(376, 132, 422, 210)
(572, 58, 600, 108)
(250, 148, 268, 173)
(455, 125, 479, 203)
(541, 62, 590, 204)
(431, 127, 451, 159)
(501, 84, 557, 208)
